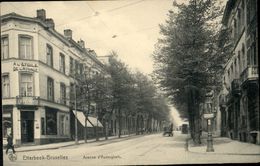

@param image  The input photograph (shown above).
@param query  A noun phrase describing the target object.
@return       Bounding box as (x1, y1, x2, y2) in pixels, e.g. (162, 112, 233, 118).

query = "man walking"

(6, 133, 16, 154)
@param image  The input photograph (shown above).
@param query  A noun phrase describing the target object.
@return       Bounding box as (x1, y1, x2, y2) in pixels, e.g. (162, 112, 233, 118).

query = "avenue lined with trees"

(152, 0, 233, 144)
(73, 51, 172, 140)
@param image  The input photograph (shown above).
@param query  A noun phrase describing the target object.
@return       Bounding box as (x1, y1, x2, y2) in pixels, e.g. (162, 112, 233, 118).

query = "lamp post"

(84, 107, 88, 143)
(205, 90, 214, 152)
(96, 107, 99, 141)
(74, 84, 79, 144)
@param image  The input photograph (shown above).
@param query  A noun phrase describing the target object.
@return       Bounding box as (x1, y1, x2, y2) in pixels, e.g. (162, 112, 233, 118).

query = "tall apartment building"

(1, 9, 105, 145)
(219, 0, 258, 144)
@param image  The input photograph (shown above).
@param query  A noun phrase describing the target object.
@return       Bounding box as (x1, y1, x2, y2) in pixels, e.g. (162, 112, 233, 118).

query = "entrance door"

(21, 111, 34, 143)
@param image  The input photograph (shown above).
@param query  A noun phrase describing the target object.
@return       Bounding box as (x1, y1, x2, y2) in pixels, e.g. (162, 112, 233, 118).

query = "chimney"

(45, 18, 55, 29)
(64, 29, 72, 39)
(89, 50, 97, 57)
(36, 9, 46, 21)
(77, 39, 85, 48)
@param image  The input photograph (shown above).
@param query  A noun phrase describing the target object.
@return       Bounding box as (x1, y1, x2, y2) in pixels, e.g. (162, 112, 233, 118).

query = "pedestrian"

(6, 133, 15, 154)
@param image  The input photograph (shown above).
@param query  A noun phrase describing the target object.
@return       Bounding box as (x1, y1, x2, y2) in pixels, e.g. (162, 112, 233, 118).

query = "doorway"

(21, 111, 34, 143)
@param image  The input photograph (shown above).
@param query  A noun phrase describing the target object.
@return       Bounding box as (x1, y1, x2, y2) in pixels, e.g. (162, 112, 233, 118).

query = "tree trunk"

(187, 87, 201, 145)
(118, 108, 121, 138)
(105, 120, 108, 140)
(84, 116, 88, 143)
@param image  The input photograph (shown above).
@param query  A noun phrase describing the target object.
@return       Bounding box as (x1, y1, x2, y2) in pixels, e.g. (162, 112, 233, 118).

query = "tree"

(153, 0, 228, 144)
(72, 62, 112, 141)
(106, 53, 135, 138)
(106, 52, 172, 136)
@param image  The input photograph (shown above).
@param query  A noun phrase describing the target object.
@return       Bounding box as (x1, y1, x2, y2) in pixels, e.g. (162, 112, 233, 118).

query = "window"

(75, 60, 79, 75)
(19, 36, 33, 59)
(237, 9, 241, 33)
(233, 19, 237, 40)
(1, 36, 9, 59)
(59, 114, 65, 136)
(3, 112, 12, 138)
(238, 51, 241, 73)
(80, 64, 83, 75)
(246, 32, 257, 66)
(60, 83, 66, 105)
(70, 57, 74, 76)
(2, 75, 10, 98)
(242, 43, 246, 68)
(247, 0, 256, 24)
(46, 44, 53, 67)
(59, 53, 65, 73)
(46, 108, 57, 135)
(231, 63, 234, 78)
(47, 77, 54, 101)
(241, 0, 245, 26)
(234, 58, 237, 77)
(20, 73, 33, 96)
(250, 42, 257, 65)
(70, 83, 74, 102)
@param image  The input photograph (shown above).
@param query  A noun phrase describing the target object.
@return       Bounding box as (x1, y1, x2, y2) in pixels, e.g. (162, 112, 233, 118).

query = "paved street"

(3, 132, 260, 165)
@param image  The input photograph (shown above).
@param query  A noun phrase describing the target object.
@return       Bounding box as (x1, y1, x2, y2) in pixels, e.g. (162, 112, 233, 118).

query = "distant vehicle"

(181, 124, 188, 134)
(163, 123, 173, 137)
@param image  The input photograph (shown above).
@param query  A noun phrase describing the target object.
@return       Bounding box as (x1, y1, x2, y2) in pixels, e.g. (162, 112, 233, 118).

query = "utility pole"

(74, 84, 78, 144)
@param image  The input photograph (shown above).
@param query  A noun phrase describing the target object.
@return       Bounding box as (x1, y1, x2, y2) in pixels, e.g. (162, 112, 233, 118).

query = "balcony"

(219, 94, 227, 107)
(16, 96, 40, 106)
(240, 66, 258, 86)
(231, 79, 241, 96)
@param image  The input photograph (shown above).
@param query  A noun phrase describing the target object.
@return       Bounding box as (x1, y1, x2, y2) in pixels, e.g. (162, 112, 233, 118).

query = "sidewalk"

(188, 135, 260, 155)
(3, 134, 140, 153)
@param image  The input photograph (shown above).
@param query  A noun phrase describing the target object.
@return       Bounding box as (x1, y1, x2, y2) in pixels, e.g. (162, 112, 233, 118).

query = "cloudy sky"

(1, 0, 176, 75)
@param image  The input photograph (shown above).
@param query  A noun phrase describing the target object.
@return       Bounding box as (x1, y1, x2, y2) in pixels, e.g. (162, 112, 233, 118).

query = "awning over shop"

(72, 110, 103, 127)
(88, 116, 103, 127)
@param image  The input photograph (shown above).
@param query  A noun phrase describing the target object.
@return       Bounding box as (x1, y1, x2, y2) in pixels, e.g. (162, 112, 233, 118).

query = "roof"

(1, 12, 105, 68)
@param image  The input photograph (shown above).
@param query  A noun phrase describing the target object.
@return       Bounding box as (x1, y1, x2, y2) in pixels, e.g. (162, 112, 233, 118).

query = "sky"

(1, 0, 188, 123)
(1, 0, 176, 75)
(170, 106, 185, 127)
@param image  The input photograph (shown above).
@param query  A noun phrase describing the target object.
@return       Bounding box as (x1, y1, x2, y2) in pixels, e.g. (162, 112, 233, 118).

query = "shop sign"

(17, 96, 39, 105)
(203, 113, 214, 119)
(3, 113, 11, 118)
(13, 62, 38, 72)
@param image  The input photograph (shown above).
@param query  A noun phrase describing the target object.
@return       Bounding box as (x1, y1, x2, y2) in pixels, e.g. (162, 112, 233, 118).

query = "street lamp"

(74, 84, 79, 144)
(204, 90, 214, 152)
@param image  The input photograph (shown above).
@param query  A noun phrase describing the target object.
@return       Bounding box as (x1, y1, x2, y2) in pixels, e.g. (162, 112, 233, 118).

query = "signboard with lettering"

(16, 96, 39, 105)
(203, 113, 214, 119)
(13, 62, 38, 72)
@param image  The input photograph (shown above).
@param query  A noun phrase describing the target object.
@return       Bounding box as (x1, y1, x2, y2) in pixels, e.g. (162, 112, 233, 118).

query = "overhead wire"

(53, 0, 146, 28)
(5, 1, 159, 44)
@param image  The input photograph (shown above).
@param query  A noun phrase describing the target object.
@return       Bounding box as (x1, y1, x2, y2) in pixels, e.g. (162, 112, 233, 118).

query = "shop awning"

(88, 116, 103, 127)
(72, 110, 103, 127)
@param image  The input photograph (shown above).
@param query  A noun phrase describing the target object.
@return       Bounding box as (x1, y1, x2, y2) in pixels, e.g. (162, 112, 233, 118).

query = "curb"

(186, 137, 260, 156)
(5, 133, 148, 153)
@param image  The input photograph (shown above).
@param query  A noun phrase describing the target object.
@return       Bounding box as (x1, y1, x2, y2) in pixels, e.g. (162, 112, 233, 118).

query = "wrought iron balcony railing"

(240, 65, 258, 85)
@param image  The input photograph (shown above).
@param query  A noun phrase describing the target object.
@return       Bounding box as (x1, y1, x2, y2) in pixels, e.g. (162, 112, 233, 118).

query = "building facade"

(1, 9, 106, 145)
(219, 0, 259, 144)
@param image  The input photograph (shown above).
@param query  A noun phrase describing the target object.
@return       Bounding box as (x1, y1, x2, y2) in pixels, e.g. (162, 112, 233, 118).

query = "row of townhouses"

(1, 9, 163, 146)
(218, 0, 259, 144)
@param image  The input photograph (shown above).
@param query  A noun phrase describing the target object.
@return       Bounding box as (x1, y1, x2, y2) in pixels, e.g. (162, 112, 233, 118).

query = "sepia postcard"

(1, 0, 259, 165)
